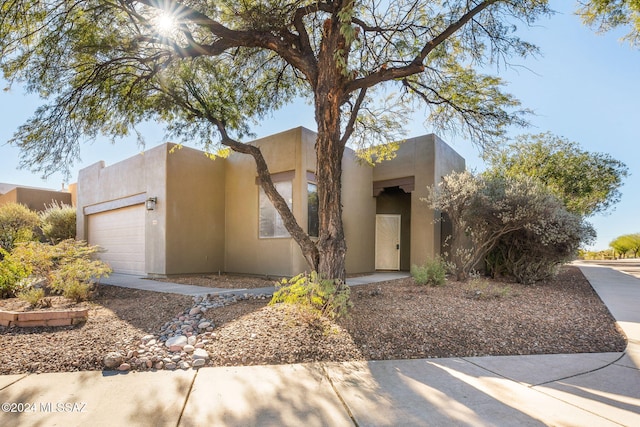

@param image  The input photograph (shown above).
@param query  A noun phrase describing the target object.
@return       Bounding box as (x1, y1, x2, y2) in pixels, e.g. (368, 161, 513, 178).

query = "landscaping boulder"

(103, 352, 123, 369)
(192, 348, 210, 360)
(165, 335, 187, 352)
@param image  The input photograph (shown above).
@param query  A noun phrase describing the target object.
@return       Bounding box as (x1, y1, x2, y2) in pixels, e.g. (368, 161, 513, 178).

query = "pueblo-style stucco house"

(0, 183, 75, 212)
(76, 127, 464, 277)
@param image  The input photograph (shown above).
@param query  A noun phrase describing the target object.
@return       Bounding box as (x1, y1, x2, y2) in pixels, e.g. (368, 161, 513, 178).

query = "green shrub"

(0, 248, 30, 298)
(270, 271, 352, 320)
(17, 287, 46, 307)
(2, 239, 110, 302)
(411, 257, 448, 286)
(0, 202, 40, 254)
(485, 206, 593, 285)
(48, 240, 111, 301)
(57, 280, 93, 302)
(6, 241, 54, 278)
(40, 201, 76, 243)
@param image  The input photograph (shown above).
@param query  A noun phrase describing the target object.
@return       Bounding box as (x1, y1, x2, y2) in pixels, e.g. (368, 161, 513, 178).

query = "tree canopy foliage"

(0, 1, 553, 279)
(610, 233, 640, 258)
(484, 133, 629, 216)
(578, 0, 640, 47)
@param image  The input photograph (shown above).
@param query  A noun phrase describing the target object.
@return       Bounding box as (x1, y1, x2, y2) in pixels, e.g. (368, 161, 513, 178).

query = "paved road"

(579, 259, 640, 279)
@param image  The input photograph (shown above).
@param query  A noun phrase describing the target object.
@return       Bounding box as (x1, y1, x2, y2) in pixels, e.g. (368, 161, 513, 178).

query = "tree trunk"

(313, 16, 349, 282)
(315, 124, 347, 281)
(223, 13, 351, 282)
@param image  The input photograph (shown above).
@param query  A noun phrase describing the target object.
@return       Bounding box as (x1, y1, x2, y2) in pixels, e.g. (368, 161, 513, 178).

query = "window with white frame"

(259, 180, 292, 238)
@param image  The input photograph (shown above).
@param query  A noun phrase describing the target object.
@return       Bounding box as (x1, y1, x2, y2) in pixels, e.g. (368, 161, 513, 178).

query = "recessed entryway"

(375, 185, 411, 270)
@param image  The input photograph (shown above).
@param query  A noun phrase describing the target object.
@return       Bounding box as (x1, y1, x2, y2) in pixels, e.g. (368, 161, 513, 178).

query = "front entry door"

(375, 214, 401, 270)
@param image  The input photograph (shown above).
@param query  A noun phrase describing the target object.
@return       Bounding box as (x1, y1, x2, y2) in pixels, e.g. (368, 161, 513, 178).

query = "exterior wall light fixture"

(146, 197, 157, 211)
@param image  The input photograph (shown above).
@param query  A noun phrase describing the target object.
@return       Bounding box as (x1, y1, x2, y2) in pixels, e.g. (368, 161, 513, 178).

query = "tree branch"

(130, 0, 319, 82)
(416, 1, 499, 64)
(340, 87, 367, 145)
(345, 0, 499, 93)
(215, 125, 320, 270)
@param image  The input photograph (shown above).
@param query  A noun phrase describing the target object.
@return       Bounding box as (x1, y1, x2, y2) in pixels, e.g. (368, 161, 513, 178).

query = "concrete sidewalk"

(1, 265, 638, 426)
(100, 271, 411, 296)
(100, 273, 274, 296)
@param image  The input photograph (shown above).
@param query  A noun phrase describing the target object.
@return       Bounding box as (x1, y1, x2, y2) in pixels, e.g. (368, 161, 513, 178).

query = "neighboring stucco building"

(76, 127, 464, 277)
(0, 183, 74, 212)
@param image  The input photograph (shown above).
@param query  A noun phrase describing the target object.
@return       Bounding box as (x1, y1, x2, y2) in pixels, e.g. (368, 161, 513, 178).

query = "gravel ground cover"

(0, 287, 193, 374)
(0, 266, 626, 374)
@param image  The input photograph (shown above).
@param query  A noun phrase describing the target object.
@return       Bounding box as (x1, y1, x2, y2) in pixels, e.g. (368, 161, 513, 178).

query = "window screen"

(259, 181, 292, 238)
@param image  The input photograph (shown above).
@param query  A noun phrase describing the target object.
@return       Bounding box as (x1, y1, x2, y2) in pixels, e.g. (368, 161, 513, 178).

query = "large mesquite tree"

(0, 1, 551, 280)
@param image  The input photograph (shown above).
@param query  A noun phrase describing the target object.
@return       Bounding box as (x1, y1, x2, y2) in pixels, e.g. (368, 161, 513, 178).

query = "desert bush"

(3, 239, 110, 301)
(425, 171, 594, 283)
(57, 280, 93, 302)
(6, 241, 54, 278)
(17, 287, 46, 307)
(40, 201, 76, 243)
(424, 171, 488, 280)
(411, 257, 448, 286)
(270, 271, 351, 320)
(48, 240, 111, 301)
(0, 248, 30, 298)
(485, 198, 594, 285)
(0, 202, 40, 254)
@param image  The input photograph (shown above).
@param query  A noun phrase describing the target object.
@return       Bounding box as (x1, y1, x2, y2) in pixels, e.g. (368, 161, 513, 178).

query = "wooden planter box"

(0, 308, 89, 327)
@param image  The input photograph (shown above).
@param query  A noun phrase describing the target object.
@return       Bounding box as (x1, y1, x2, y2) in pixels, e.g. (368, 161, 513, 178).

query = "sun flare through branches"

(152, 11, 179, 37)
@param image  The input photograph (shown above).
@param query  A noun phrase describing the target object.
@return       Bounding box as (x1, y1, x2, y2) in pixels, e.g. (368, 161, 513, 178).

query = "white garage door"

(88, 205, 146, 275)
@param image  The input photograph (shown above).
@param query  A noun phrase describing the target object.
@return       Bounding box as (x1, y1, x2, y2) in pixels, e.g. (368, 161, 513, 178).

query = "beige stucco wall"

(77, 143, 227, 276)
(0, 188, 72, 212)
(224, 127, 305, 277)
(224, 126, 376, 277)
(68, 183, 77, 207)
(76, 145, 168, 274)
(432, 135, 466, 255)
(164, 146, 226, 274)
(0, 190, 18, 207)
(341, 149, 376, 274)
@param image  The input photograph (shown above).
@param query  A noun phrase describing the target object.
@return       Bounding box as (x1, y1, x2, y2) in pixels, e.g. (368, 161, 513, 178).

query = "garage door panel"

(88, 205, 145, 275)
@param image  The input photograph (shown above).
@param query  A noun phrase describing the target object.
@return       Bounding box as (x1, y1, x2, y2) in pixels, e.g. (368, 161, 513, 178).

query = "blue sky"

(0, 1, 638, 251)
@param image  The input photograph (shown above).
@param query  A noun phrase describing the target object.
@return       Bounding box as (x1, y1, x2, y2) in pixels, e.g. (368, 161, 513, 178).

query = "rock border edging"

(0, 308, 89, 327)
